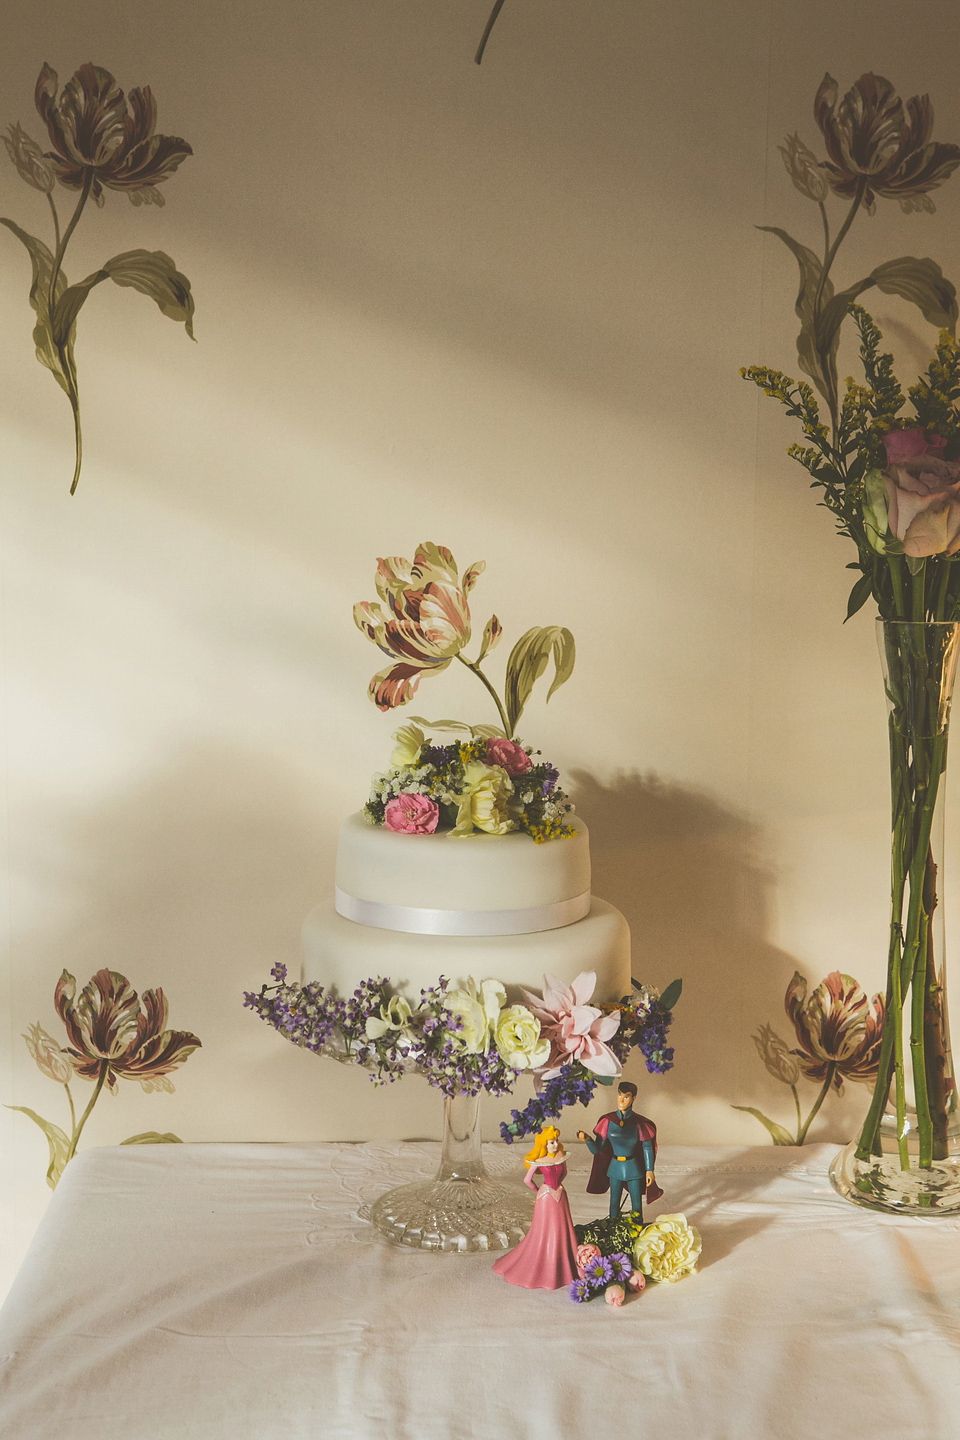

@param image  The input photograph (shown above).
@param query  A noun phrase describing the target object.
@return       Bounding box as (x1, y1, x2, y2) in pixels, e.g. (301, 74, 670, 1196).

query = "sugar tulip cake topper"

(354, 542, 577, 841)
(1, 63, 195, 492)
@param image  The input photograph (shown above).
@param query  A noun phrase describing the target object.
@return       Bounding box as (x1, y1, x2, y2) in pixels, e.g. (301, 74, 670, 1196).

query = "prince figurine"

(578, 1081, 664, 1219)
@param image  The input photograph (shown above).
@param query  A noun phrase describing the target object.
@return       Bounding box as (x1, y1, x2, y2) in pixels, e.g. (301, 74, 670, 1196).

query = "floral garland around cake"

(244, 966, 680, 1131)
(354, 541, 577, 842)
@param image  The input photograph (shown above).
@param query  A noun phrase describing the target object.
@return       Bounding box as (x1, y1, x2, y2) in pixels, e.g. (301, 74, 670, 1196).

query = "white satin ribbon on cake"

(334, 886, 591, 937)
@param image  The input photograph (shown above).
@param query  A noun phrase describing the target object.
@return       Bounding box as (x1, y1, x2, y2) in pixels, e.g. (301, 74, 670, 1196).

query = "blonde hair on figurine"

(524, 1126, 565, 1168)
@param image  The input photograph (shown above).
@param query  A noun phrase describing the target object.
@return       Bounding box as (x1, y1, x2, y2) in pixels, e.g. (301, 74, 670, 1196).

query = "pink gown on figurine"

(492, 1160, 578, 1289)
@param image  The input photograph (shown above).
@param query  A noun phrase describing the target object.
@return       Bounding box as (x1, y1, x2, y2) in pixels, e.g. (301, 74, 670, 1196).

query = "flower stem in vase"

(832, 622, 960, 1212)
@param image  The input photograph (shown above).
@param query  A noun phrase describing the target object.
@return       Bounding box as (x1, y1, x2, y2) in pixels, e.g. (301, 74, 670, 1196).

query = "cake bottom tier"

(301, 896, 631, 1001)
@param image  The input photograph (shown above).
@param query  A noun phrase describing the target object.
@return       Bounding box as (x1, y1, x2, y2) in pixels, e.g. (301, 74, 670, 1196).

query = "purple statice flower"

(569, 1277, 592, 1303)
(608, 1252, 633, 1283)
(500, 1062, 598, 1143)
(584, 1255, 614, 1289)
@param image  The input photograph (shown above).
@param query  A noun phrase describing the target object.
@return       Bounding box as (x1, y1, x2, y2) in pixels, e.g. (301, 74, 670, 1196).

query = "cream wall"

(2, 0, 960, 1295)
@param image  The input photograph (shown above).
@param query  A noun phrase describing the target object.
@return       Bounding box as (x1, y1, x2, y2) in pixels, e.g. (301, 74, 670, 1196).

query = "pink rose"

(576, 1243, 602, 1277)
(384, 794, 440, 835)
(484, 737, 532, 776)
(883, 454, 960, 558)
(883, 427, 947, 466)
(627, 1271, 646, 1295)
(604, 1284, 626, 1308)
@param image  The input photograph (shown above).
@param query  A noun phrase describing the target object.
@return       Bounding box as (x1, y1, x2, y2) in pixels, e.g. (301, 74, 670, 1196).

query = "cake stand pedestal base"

(368, 1092, 534, 1253)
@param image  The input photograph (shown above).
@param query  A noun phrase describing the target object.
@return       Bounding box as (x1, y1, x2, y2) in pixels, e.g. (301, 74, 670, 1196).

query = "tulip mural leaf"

(504, 626, 577, 735)
(10, 969, 201, 1188)
(0, 217, 73, 393)
(734, 974, 884, 1145)
(355, 543, 576, 742)
(5, 1106, 71, 1189)
(730, 1107, 795, 1147)
(1, 64, 194, 493)
(868, 256, 958, 331)
(120, 1131, 182, 1145)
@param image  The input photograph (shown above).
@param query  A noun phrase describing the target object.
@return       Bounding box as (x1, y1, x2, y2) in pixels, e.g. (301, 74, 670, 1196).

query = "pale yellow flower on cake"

(365, 995, 415, 1047)
(445, 978, 506, 1053)
(390, 723, 426, 769)
(494, 1004, 550, 1071)
(452, 762, 514, 836)
(632, 1213, 701, 1283)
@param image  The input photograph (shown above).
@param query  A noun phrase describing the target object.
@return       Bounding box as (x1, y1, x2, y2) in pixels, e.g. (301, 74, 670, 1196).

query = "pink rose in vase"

(384, 794, 440, 834)
(883, 427, 947, 465)
(882, 451, 960, 558)
(484, 737, 532, 776)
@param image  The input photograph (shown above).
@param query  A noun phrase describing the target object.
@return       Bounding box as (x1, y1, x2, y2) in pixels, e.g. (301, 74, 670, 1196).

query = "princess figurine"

(492, 1126, 578, 1289)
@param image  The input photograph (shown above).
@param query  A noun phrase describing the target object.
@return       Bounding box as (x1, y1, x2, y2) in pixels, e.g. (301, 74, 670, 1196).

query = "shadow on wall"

(570, 768, 804, 1123)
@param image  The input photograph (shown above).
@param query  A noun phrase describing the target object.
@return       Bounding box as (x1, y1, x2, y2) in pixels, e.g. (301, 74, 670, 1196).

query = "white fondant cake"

(302, 813, 631, 1001)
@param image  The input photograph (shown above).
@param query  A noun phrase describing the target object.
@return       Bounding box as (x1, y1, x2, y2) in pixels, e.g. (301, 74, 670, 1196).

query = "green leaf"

(407, 716, 506, 739)
(657, 978, 683, 1012)
(120, 1131, 182, 1145)
(6, 1105, 71, 1188)
(52, 269, 110, 347)
(870, 257, 958, 334)
(595, 1074, 615, 1086)
(731, 1105, 796, 1145)
(844, 572, 874, 622)
(0, 217, 75, 394)
(758, 225, 837, 406)
(905, 554, 926, 576)
(103, 250, 196, 338)
(503, 625, 576, 734)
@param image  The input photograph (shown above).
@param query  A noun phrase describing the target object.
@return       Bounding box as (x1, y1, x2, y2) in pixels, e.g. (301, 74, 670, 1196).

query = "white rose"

(452, 762, 514, 836)
(390, 724, 426, 769)
(494, 1004, 550, 1071)
(445, 977, 506, 1053)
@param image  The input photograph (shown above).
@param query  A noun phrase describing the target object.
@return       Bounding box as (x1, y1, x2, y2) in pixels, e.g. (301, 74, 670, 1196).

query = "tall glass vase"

(368, 1091, 534, 1251)
(831, 620, 960, 1213)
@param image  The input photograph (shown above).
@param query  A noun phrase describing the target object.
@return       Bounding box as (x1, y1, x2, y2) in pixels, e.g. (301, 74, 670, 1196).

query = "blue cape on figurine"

(586, 1111, 664, 1201)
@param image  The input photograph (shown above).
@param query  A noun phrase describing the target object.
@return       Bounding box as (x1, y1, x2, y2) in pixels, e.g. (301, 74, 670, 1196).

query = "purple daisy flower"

(608, 1252, 633, 1282)
(584, 1255, 614, 1289)
(569, 1277, 592, 1303)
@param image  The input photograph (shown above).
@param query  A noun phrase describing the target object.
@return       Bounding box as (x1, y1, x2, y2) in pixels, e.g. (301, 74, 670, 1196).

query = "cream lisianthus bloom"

(365, 995, 415, 1049)
(452, 762, 514, 836)
(494, 1004, 550, 1071)
(390, 723, 426, 769)
(445, 977, 506, 1053)
(632, 1214, 701, 1283)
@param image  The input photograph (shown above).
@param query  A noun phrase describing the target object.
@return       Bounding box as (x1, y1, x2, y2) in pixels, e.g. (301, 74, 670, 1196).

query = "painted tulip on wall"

(8, 969, 201, 1188)
(734, 971, 884, 1145)
(1, 64, 195, 493)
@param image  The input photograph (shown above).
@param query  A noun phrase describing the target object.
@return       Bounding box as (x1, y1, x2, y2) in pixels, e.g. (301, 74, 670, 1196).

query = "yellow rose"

(632, 1214, 701, 1283)
(494, 1004, 550, 1071)
(390, 724, 426, 769)
(452, 762, 513, 836)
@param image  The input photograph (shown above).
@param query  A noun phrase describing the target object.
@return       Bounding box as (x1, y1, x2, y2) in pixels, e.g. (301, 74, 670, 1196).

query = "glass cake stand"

(369, 1090, 535, 1253)
(319, 1035, 534, 1251)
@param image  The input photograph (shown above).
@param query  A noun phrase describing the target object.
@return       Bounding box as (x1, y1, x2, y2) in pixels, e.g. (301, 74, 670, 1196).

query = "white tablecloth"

(2, 1141, 960, 1439)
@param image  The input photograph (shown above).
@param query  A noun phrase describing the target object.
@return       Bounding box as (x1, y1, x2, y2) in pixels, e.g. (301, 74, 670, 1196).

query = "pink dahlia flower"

(384, 794, 440, 834)
(521, 971, 621, 1078)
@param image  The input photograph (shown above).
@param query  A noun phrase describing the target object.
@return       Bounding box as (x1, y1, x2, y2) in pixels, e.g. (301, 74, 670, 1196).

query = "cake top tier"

(336, 811, 591, 932)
